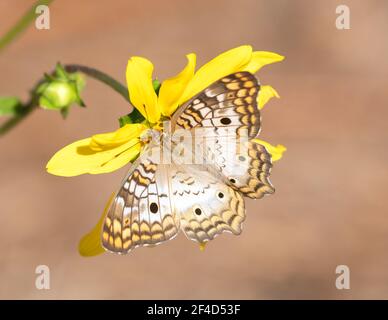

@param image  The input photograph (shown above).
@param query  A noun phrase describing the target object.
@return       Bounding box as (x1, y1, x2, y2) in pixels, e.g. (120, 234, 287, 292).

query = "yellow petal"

(78, 193, 115, 257)
(126, 56, 160, 123)
(90, 123, 147, 151)
(253, 139, 286, 162)
(258, 85, 280, 110)
(89, 142, 141, 174)
(158, 53, 196, 117)
(242, 51, 285, 74)
(179, 45, 253, 104)
(46, 137, 142, 177)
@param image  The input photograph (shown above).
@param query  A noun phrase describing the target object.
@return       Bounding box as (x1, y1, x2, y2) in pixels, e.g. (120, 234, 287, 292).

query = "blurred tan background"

(0, 0, 387, 299)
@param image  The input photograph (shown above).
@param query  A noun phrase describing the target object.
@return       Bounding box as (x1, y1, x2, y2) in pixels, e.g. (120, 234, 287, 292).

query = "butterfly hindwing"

(204, 138, 274, 198)
(102, 145, 180, 254)
(170, 165, 246, 243)
(102, 161, 246, 253)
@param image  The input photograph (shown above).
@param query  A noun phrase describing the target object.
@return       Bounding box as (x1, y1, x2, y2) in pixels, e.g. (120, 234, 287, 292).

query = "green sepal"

(153, 78, 161, 95)
(55, 62, 70, 81)
(60, 106, 69, 119)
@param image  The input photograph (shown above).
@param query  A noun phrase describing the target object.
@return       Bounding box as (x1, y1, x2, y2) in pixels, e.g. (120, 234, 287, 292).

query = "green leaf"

(118, 114, 131, 127)
(118, 108, 145, 127)
(0, 97, 22, 116)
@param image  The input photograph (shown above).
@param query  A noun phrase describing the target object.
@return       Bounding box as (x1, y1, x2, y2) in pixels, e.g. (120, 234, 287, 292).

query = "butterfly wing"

(102, 72, 274, 253)
(172, 71, 274, 199)
(204, 137, 274, 198)
(172, 71, 261, 138)
(102, 144, 180, 254)
(102, 159, 246, 252)
(171, 164, 246, 243)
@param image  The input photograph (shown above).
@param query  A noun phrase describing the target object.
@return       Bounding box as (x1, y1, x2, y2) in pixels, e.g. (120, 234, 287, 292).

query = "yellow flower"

(46, 123, 146, 176)
(47, 45, 284, 177)
(45, 45, 286, 256)
(258, 85, 280, 110)
(79, 193, 115, 257)
(252, 139, 287, 162)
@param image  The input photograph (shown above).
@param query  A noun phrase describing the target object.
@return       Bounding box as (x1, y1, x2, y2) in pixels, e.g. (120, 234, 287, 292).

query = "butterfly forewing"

(172, 71, 261, 138)
(173, 71, 274, 199)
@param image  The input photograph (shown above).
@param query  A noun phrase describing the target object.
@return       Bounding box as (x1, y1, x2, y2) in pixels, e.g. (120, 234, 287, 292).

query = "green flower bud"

(38, 81, 78, 110)
(37, 63, 85, 115)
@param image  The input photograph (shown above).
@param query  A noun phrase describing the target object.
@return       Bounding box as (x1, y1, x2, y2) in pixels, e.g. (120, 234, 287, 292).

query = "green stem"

(64, 65, 129, 103)
(0, 0, 54, 53)
(0, 64, 129, 136)
(0, 100, 38, 135)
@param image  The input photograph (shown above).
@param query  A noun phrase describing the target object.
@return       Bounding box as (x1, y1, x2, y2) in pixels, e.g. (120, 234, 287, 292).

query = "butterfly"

(102, 72, 275, 254)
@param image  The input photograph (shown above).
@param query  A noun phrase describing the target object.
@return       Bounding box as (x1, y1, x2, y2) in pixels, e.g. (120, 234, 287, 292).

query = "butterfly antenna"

(143, 104, 155, 145)
(143, 104, 151, 128)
